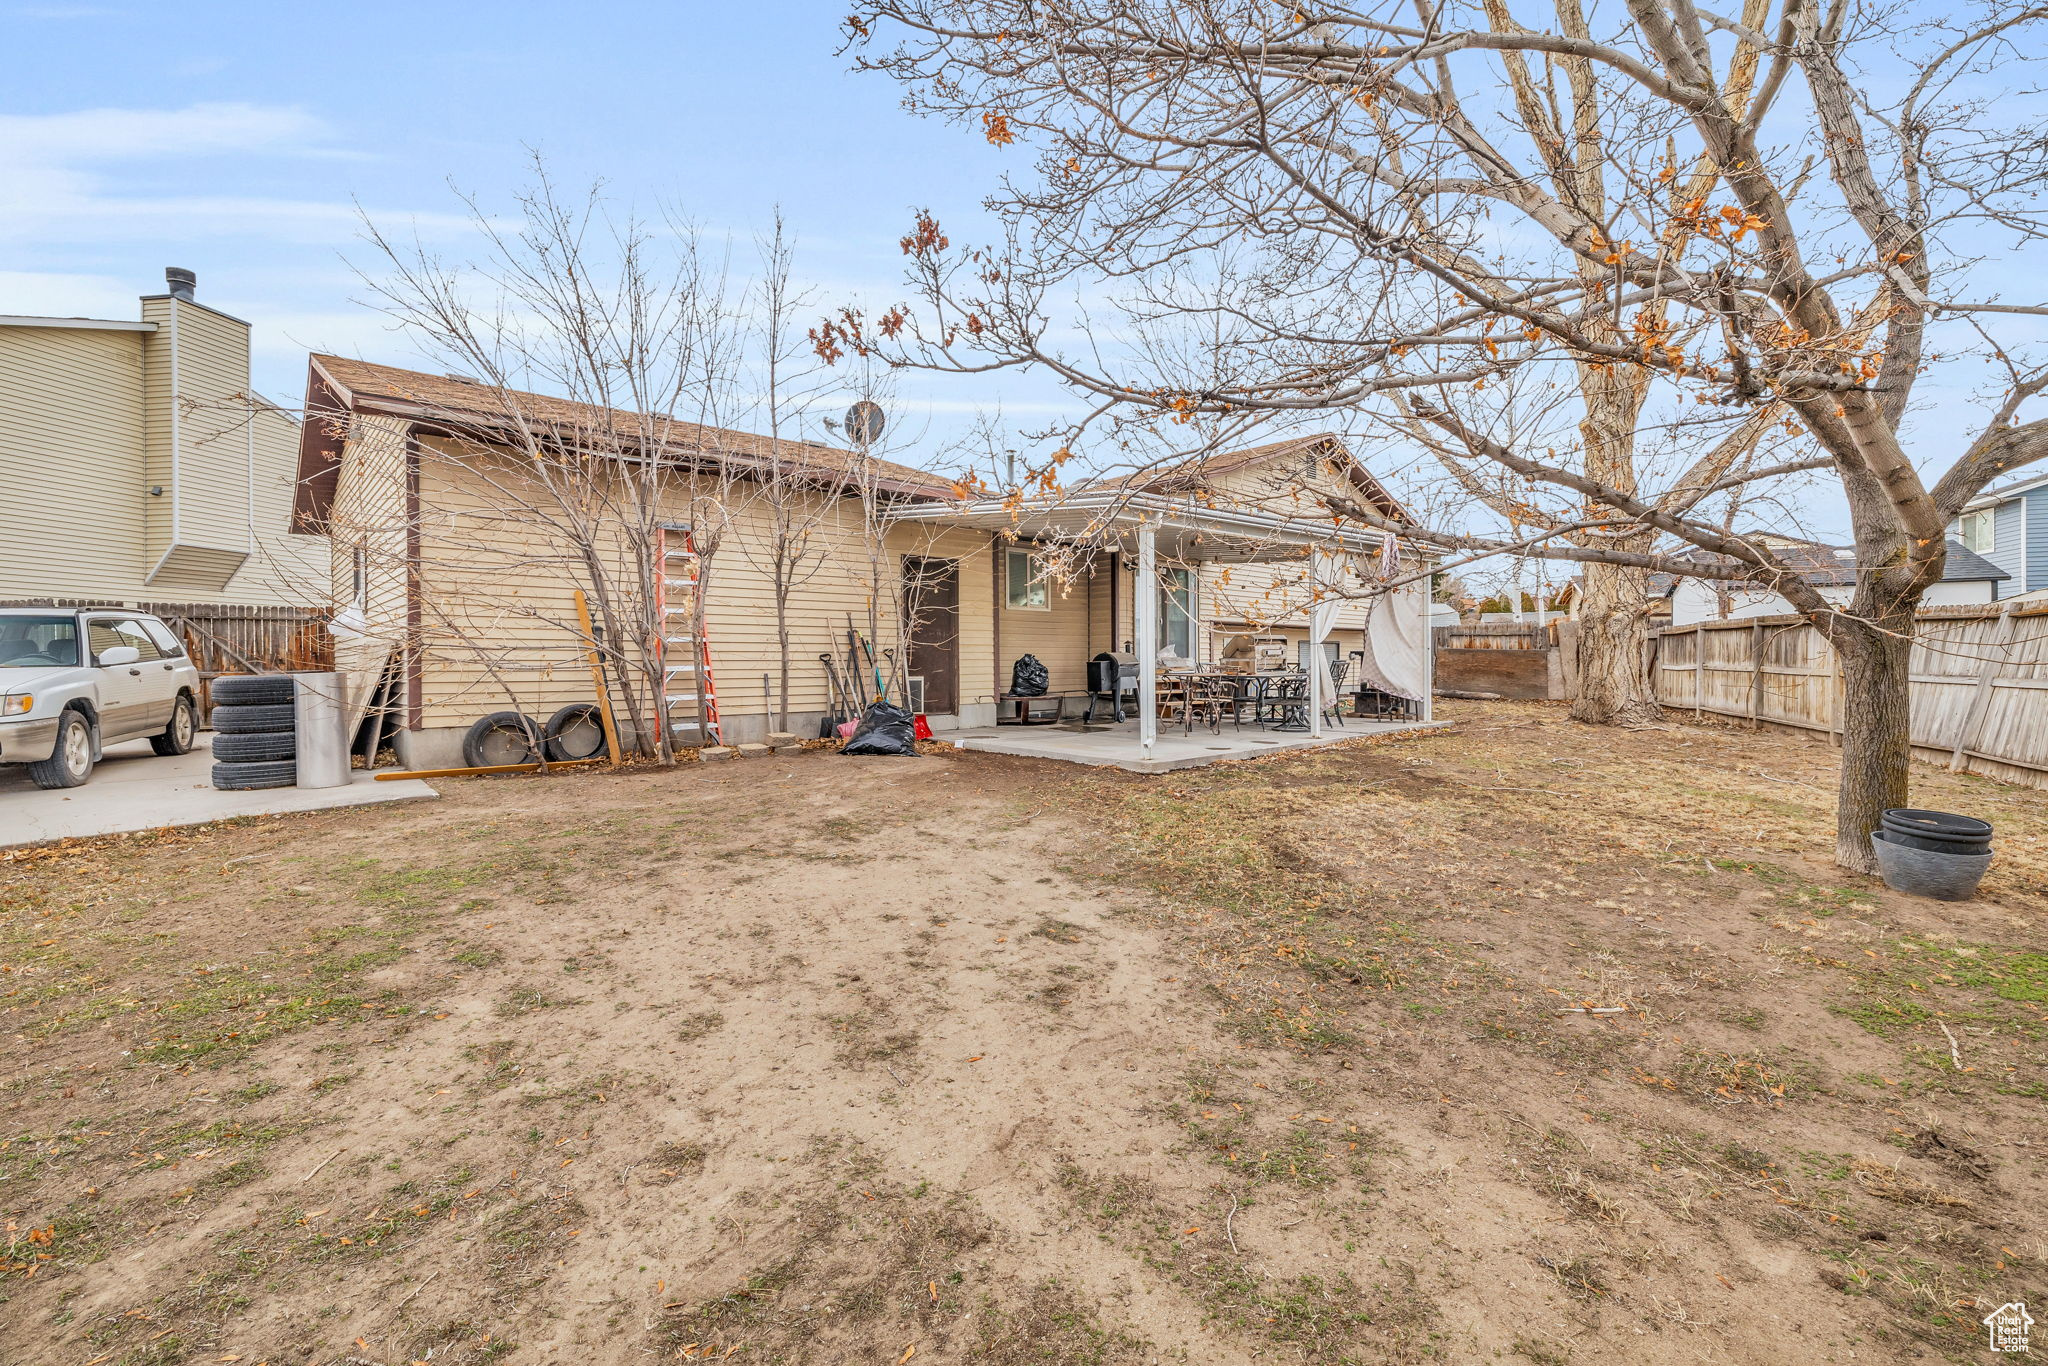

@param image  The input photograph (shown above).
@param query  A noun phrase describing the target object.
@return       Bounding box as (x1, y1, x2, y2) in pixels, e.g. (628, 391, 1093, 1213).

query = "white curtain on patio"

(1353, 582, 1429, 700)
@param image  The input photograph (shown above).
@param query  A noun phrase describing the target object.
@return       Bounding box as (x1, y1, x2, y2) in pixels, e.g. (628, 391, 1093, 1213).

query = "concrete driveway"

(0, 734, 436, 849)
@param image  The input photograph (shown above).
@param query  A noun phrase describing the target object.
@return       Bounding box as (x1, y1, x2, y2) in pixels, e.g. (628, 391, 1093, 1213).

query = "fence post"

(1950, 605, 2017, 773)
(1694, 625, 1706, 718)
(1749, 621, 1764, 727)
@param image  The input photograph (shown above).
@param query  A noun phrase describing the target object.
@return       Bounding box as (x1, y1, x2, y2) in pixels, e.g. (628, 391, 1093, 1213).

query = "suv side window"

(137, 618, 186, 658)
(89, 618, 163, 663)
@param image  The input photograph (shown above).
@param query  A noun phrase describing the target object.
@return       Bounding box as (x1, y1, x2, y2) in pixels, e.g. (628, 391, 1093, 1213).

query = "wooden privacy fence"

(1653, 604, 2048, 789)
(1, 598, 330, 715)
(1433, 620, 1577, 700)
(1434, 622, 1555, 651)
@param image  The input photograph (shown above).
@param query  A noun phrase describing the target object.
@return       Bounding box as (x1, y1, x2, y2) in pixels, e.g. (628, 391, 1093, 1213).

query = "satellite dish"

(844, 399, 887, 448)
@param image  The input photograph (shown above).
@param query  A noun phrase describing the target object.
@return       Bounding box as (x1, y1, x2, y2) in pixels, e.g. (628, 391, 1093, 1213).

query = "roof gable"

(1085, 433, 1412, 524)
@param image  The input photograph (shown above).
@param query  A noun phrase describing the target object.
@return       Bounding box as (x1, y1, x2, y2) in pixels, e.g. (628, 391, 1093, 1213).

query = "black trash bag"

(840, 701, 919, 756)
(1010, 654, 1050, 696)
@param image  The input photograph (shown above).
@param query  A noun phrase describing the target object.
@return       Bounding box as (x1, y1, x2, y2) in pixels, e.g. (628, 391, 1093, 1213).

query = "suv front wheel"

(151, 694, 198, 756)
(29, 710, 94, 789)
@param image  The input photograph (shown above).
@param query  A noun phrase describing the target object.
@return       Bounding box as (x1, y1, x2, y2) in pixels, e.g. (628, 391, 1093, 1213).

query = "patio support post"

(1421, 577, 1435, 724)
(1308, 550, 1336, 739)
(1136, 518, 1158, 757)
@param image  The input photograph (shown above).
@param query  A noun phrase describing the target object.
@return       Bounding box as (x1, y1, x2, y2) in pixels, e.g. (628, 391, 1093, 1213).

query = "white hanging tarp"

(1353, 582, 1429, 701)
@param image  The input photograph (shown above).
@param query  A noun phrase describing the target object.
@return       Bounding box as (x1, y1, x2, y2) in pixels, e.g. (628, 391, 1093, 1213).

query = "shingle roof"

(1941, 540, 2009, 581)
(306, 354, 953, 497)
(1079, 432, 1410, 521)
(1646, 537, 2007, 594)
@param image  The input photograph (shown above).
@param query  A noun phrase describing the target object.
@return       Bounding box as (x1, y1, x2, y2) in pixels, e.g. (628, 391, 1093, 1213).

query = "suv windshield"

(0, 616, 81, 668)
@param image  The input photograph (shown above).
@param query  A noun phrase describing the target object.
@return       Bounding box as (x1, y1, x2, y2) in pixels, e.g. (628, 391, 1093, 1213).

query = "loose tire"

(211, 703, 297, 734)
(462, 712, 541, 767)
(212, 730, 297, 763)
(543, 703, 607, 761)
(211, 674, 297, 706)
(151, 694, 199, 756)
(28, 710, 94, 789)
(211, 759, 297, 790)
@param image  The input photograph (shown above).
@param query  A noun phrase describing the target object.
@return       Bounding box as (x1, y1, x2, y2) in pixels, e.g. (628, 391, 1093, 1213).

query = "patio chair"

(1216, 675, 1255, 729)
(1322, 657, 1352, 728)
(1183, 676, 1230, 736)
(1264, 672, 1311, 732)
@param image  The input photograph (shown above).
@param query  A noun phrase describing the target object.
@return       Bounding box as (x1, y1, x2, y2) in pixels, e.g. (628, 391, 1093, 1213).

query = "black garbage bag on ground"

(840, 701, 919, 756)
(1010, 654, 1050, 696)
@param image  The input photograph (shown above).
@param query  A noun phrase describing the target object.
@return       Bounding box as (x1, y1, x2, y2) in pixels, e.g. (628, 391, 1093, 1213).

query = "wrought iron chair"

(1321, 657, 1353, 728)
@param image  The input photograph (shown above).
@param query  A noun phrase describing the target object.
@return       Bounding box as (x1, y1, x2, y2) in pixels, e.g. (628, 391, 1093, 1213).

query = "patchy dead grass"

(2, 704, 2044, 1363)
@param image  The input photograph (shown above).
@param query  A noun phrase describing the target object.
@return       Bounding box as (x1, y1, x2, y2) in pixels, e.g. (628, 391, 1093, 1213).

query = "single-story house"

(1662, 534, 2007, 625)
(292, 356, 1435, 767)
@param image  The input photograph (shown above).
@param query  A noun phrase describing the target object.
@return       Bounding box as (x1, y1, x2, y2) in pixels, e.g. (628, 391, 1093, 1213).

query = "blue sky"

(6, 2, 2042, 562)
(0, 0, 1068, 465)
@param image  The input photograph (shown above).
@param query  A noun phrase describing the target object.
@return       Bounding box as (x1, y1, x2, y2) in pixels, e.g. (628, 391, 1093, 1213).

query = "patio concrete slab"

(948, 718, 1448, 773)
(0, 735, 437, 849)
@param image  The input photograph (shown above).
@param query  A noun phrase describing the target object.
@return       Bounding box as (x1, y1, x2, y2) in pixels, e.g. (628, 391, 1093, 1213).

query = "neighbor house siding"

(2024, 490, 2048, 597)
(0, 303, 322, 609)
(1992, 499, 2026, 597)
(0, 325, 149, 600)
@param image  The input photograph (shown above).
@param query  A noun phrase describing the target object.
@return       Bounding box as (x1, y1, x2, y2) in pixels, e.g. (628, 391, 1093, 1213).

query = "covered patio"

(897, 489, 1440, 770)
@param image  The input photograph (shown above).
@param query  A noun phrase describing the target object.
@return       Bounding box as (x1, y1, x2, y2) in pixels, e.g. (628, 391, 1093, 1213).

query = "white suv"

(0, 608, 203, 789)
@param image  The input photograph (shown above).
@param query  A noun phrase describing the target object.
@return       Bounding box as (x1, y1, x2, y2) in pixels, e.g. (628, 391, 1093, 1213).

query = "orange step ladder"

(655, 526, 722, 748)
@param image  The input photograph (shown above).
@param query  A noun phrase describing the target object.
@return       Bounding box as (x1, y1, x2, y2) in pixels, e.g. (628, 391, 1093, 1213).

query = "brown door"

(903, 556, 959, 714)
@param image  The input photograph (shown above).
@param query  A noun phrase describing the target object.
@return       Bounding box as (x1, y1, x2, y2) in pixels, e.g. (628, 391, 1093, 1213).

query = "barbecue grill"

(1084, 651, 1138, 722)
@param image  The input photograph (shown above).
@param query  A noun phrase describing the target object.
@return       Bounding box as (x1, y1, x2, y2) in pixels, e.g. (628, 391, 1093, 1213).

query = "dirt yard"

(2, 701, 2042, 1365)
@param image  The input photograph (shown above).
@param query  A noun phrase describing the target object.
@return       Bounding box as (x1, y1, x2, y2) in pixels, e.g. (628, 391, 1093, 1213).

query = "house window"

(1298, 639, 1340, 672)
(1006, 547, 1049, 610)
(1960, 508, 1994, 553)
(1158, 568, 1194, 658)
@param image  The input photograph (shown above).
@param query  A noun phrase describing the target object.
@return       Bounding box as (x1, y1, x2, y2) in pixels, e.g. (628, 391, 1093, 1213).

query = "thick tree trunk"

(1568, 559, 1662, 725)
(1830, 617, 1913, 874)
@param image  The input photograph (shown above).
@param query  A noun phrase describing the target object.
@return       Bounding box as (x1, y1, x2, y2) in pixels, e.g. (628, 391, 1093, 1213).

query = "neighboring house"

(1661, 534, 2006, 625)
(1959, 474, 2048, 598)
(0, 269, 324, 611)
(292, 358, 1431, 765)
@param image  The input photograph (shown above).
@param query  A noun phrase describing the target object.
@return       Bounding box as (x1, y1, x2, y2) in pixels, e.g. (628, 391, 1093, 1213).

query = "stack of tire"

(210, 674, 300, 791)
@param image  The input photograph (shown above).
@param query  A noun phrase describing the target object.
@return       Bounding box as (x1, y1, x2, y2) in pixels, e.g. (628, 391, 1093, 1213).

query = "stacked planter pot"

(1871, 808, 1993, 901)
(210, 674, 299, 790)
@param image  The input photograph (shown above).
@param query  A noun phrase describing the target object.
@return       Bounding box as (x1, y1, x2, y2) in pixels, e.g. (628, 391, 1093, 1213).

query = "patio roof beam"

(889, 490, 1397, 561)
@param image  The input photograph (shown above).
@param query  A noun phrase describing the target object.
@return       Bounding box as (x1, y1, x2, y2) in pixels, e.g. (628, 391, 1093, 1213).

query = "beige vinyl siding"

(996, 546, 1094, 693)
(1, 302, 321, 609)
(139, 298, 267, 595)
(1086, 554, 1118, 658)
(0, 325, 149, 600)
(321, 414, 414, 707)
(399, 437, 1000, 732)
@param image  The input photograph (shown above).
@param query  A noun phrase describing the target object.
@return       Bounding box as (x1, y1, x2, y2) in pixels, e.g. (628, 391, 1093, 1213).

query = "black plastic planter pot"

(1881, 808, 1992, 855)
(1871, 830, 1991, 901)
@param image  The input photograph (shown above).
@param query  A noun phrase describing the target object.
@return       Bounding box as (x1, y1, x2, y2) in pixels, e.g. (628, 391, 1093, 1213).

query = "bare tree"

(846, 0, 2048, 870)
(735, 213, 843, 733)
(349, 165, 752, 760)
